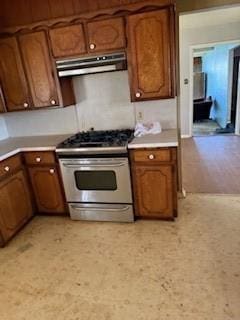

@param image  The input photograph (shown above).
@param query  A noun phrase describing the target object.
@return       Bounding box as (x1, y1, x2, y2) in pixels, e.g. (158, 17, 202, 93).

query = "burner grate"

(57, 129, 134, 149)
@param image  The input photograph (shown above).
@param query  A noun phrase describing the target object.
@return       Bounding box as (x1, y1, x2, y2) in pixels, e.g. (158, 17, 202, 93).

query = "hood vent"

(56, 52, 127, 77)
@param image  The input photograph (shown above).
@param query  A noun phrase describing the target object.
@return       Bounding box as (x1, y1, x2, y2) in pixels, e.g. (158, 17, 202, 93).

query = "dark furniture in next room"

(193, 97, 213, 122)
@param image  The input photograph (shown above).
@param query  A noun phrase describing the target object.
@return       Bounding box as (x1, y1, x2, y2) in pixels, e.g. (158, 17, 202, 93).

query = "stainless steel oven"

(59, 157, 134, 222)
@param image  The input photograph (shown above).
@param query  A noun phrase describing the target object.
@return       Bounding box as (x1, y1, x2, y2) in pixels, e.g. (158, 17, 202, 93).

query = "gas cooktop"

(56, 129, 134, 155)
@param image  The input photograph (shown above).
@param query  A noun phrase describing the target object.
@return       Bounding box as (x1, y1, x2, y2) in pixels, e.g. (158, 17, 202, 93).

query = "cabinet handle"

(36, 157, 41, 163)
(89, 43, 96, 50)
(148, 154, 155, 160)
(23, 102, 28, 108)
(135, 92, 141, 98)
(50, 99, 56, 105)
(49, 169, 55, 174)
(4, 166, 10, 172)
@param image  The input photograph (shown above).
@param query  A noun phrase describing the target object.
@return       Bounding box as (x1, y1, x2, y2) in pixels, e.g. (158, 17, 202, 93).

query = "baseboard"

(178, 188, 187, 199)
(181, 134, 191, 138)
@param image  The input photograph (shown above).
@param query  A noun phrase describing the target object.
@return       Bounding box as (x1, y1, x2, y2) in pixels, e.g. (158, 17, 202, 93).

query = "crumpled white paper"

(134, 122, 162, 137)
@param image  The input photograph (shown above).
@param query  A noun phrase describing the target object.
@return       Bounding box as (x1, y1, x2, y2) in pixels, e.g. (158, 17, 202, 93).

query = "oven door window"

(74, 170, 117, 191)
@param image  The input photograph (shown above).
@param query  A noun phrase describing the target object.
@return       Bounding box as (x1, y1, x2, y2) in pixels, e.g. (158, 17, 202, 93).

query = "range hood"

(56, 52, 127, 77)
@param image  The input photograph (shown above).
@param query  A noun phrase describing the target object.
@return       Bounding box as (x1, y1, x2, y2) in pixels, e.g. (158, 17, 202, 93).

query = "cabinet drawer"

(24, 151, 56, 165)
(132, 149, 171, 163)
(0, 154, 22, 179)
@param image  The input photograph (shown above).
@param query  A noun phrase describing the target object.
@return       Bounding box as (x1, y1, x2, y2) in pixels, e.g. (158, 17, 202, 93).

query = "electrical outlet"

(137, 111, 143, 121)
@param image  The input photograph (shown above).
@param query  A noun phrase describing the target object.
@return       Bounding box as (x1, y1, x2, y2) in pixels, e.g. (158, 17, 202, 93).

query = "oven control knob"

(36, 157, 41, 163)
(148, 154, 155, 160)
(49, 169, 55, 174)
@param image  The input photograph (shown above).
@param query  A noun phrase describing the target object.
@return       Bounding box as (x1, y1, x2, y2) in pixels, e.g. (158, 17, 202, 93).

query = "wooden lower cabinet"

(130, 148, 177, 220)
(0, 168, 33, 246)
(28, 165, 66, 215)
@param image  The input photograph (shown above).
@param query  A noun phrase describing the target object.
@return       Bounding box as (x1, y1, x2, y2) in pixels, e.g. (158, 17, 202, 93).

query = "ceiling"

(180, 6, 240, 29)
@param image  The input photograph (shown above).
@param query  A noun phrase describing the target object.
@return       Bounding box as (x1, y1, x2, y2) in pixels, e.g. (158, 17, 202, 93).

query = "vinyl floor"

(0, 193, 240, 320)
(193, 119, 220, 136)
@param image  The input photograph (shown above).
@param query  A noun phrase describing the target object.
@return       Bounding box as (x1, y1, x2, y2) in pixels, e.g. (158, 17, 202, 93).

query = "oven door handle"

(71, 205, 130, 212)
(62, 162, 126, 168)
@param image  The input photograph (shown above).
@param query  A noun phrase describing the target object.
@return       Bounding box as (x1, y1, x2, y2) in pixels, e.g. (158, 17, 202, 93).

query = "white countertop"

(0, 129, 179, 161)
(0, 134, 73, 161)
(128, 129, 178, 149)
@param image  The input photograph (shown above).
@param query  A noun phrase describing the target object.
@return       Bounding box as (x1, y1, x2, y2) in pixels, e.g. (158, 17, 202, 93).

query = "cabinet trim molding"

(0, 1, 175, 36)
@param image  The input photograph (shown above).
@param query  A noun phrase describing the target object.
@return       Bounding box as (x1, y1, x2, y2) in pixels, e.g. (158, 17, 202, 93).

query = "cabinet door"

(0, 169, 33, 245)
(127, 8, 175, 101)
(0, 37, 30, 111)
(19, 31, 59, 108)
(28, 166, 66, 214)
(87, 17, 126, 53)
(49, 24, 87, 58)
(132, 164, 174, 219)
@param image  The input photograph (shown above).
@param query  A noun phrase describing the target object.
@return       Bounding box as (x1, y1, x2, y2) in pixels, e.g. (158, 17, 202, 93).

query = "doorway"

(231, 46, 240, 134)
(191, 42, 240, 137)
(179, 6, 240, 194)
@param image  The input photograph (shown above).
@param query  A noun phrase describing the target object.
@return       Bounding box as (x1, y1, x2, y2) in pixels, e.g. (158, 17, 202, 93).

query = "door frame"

(235, 59, 240, 135)
(188, 39, 240, 137)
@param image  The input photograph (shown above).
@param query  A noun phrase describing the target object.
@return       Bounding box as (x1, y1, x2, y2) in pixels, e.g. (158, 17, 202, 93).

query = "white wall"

(0, 116, 8, 140)
(4, 71, 177, 137)
(180, 20, 240, 136)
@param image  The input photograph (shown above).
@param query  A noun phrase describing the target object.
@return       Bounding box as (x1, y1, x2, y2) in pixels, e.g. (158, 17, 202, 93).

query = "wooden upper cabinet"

(127, 8, 175, 101)
(19, 31, 59, 108)
(49, 18, 126, 58)
(87, 17, 126, 53)
(0, 169, 33, 245)
(49, 24, 87, 58)
(0, 37, 30, 111)
(28, 166, 66, 214)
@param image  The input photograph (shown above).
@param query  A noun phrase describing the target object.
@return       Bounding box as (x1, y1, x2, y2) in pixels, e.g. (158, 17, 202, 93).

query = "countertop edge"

(0, 146, 56, 162)
(128, 142, 178, 149)
(0, 142, 179, 161)
(0, 130, 179, 161)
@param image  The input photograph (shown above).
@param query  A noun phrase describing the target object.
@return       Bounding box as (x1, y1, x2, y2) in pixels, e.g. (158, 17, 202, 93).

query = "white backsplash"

(0, 116, 8, 140)
(4, 105, 78, 137)
(74, 72, 135, 131)
(3, 71, 177, 137)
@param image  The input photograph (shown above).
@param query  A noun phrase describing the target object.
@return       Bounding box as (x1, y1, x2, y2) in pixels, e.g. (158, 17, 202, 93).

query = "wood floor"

(182, 135, 240, 194)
